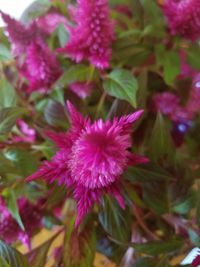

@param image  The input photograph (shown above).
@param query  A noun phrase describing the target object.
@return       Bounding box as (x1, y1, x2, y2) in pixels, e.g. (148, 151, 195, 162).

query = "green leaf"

(0, 44, 12, 62)
(0, 241, 28, 267)
(133, 258, 157, 267)
(57, 23, 69, 47)
(44, 100, 68, 128)
(2, 188, 25, 230)
(56, 64, 94, 88)
(27, 236, 55, 267)
(63, 222, 96, 267)
(99, 197, 131, 242)
(132, 238, 183, 256)
(156, 45, 180, 85)
(125, 163, 172, 183)
(0, 107, 26, 135)
(0, 79, 17, 108)
(4, 148, 39, 176)
(103, 69, 138, 107)
(149, 113, 175, 162)
(186, 44, 200, 70)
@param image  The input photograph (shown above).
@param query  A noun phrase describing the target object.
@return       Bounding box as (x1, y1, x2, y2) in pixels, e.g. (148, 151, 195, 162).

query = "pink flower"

(37, 13, 69, 35)
(152, 92, 180, 115)
(162, 0, 200, 40)
(0, 197, 42, 247)
(0, 11, 44, 55)
(58, 0, 115, 69)
(192, 254, 200, 266)
(27, 101, 148, 226)
(20, 41, 62, 93)
(69, 82, 93, 99)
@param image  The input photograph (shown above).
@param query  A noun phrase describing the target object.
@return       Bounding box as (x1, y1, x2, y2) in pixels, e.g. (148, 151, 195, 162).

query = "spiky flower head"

(162, 0, 200, 40)
(0, 11, 44, 55)
(58, 0, 115, 69)
(0, 198, 42, 248)
(20, 41, 62, 93)
(27, 101, 148, 226)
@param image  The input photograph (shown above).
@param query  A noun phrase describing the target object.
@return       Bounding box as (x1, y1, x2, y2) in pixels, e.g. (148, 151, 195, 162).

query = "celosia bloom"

(0, 11, 44, 55)
(69, 82, 93, 99)
(20, 41, 62, 93)
(162, 0, 200, 40)
(0, 198, 42, 247)
(59, 0, 115, 69)
(37, 13, 69, 35)
(27, 101, 148, 226)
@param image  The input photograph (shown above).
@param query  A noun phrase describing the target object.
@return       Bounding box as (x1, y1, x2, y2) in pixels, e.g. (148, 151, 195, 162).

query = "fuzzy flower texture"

(59, 0, 114, 69)
(162, 0, 200, 40)
(27, 102, 148, 226)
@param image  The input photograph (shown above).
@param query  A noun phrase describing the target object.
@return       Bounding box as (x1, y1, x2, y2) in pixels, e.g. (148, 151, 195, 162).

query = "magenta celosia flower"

(192, 254, 200, 266)
(58, 0, 115, 69)
(27, 101, 148, 226)
(20, 41, 62, 93)
(152, 92, 180, 115)
(37, 13, 69, 35)
(162, 0, 200, 40)
(0, 197, 42, 247)
(69, 82, 93, 99)
(0, 11, 44, 55)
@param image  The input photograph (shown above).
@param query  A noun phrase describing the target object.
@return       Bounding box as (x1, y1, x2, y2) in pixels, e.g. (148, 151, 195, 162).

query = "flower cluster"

(27, 101, 148, 226)
(162, 0, 200, 40)
(59, 0, 115, 69)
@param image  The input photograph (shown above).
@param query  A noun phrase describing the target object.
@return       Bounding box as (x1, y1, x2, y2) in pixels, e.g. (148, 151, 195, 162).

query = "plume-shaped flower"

(69, 82, 93, 99)
(58, 0, 115, 69)
(162, 0, 200, 40)
(0, 198, 42, 247)
(20, 41, 62, 93)
(0, 11, 44, 55)
(27, 101, 148, 226)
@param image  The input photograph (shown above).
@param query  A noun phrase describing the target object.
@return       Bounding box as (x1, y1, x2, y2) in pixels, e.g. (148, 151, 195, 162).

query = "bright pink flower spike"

(58, 0, 115, 69)
(0, 198, 42, 248)
(0, 11, 44, 55)
(27, 101, 148, 226)
(152, 92, 180, 115)
(162, 0, 200, 40)
(20, 41, 62, 93)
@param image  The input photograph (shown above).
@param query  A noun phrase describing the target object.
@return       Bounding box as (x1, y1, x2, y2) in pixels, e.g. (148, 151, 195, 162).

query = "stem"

(95, 91, 107, 119)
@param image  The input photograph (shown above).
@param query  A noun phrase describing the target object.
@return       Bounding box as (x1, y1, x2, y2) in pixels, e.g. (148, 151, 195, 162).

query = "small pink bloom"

(20, 41, 62, 93)
(58, 0, 115, 69)
(152, 92, 180, 115)
(27, 101, 148, 226)
(162, 0, 200, 40)
(69, 82, 93, 99)
(0, 198, 42, 248)
(37, 13, 69, 35)
(0, 11, 44, 55)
